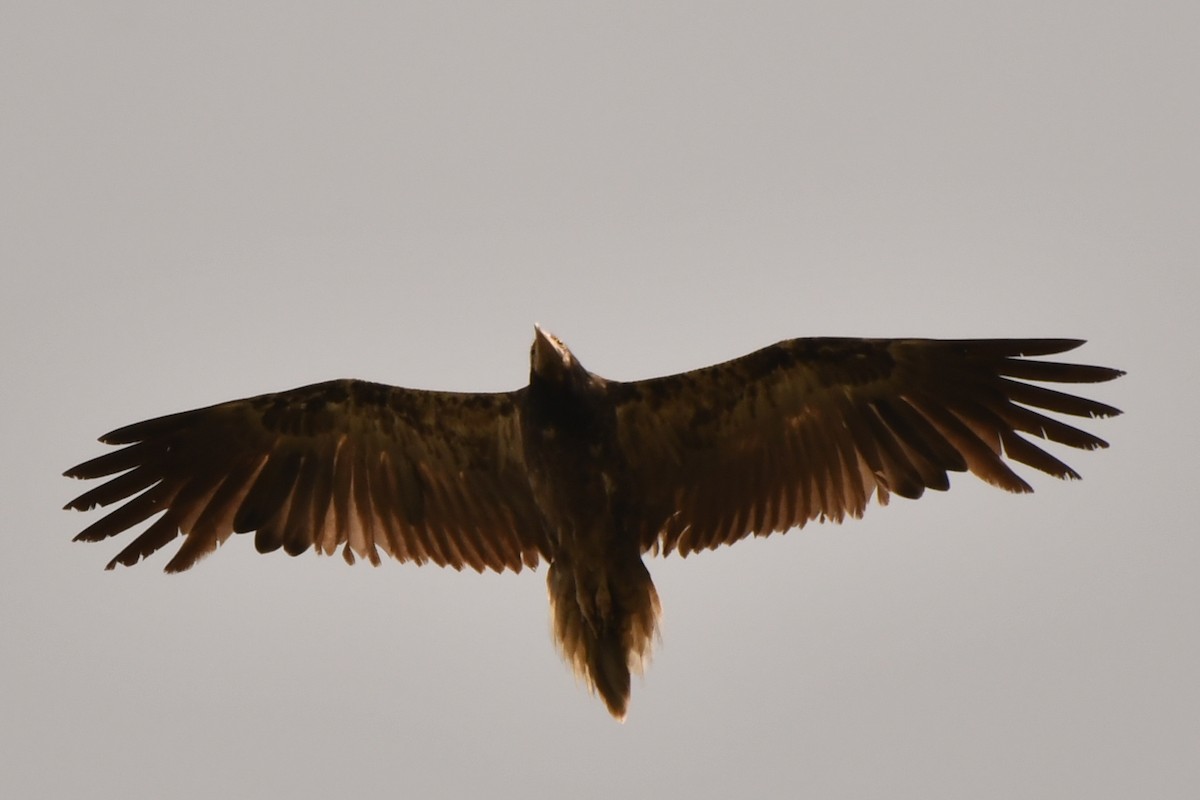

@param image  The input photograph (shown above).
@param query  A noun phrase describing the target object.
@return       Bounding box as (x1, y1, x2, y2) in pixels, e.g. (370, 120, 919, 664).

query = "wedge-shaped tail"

(547, 556, 661, 720)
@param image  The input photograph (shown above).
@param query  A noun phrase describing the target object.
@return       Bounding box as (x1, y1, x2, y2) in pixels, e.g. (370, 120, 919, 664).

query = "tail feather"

(548, 558, 661, 720)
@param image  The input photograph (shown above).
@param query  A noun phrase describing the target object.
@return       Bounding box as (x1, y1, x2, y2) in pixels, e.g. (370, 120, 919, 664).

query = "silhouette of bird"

(65, 329, 1123, 719)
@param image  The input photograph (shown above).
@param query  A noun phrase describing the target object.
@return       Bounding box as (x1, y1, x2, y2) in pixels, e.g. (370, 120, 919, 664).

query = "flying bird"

(65, 330, 1123, 719)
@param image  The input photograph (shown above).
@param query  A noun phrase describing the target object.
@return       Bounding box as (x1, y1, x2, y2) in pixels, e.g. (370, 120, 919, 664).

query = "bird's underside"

(65, 330, 1123, 719)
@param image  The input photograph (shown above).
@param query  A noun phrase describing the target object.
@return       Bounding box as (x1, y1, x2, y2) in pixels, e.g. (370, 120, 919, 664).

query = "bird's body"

(65, 329, 1123, 718)
(524, 330, 660, 716)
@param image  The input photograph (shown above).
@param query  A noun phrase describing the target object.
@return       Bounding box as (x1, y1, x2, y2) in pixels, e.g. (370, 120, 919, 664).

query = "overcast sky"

(3, 2, 1197, 798)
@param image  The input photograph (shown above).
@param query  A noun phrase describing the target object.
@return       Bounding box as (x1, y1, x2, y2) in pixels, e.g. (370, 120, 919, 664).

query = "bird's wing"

(611, 338, 1123, 556)
(65, 380, 549, 573)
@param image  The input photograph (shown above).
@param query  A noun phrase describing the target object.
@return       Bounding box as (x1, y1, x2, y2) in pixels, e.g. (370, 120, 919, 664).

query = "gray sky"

(3, 2, 1196, 798)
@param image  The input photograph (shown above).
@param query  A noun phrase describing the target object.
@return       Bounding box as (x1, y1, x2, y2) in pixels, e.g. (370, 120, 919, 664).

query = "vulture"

(65, 329, 1123, 719)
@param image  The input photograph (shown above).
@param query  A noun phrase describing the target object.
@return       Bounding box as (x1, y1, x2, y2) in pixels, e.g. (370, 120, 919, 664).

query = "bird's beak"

(532, 324, 555, 372)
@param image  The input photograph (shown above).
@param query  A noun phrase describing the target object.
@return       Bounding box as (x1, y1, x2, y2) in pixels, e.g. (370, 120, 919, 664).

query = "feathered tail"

(547, 556, 661, 720)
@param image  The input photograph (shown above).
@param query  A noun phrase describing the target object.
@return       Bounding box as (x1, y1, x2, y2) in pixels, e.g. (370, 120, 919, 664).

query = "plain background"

(3, 2, 1196, 798)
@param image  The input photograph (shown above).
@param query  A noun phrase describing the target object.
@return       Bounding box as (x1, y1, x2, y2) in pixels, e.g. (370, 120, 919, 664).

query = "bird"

(64, 329, 1123, 719)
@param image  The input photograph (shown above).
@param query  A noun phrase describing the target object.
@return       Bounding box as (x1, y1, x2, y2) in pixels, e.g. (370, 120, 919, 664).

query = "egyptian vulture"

(65, 330, 1123, 719)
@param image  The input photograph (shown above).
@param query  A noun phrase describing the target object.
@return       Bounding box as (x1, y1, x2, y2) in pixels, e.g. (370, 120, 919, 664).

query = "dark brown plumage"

(65, 329, 1123, 719)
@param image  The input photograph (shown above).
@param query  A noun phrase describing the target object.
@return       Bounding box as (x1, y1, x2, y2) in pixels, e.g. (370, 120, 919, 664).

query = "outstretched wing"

(65, 380, 549, 573)
(612, 338, 1123, 556)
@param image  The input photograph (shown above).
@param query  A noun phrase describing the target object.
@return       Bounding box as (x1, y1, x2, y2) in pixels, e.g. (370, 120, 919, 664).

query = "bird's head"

(530, 325, 589, 388)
